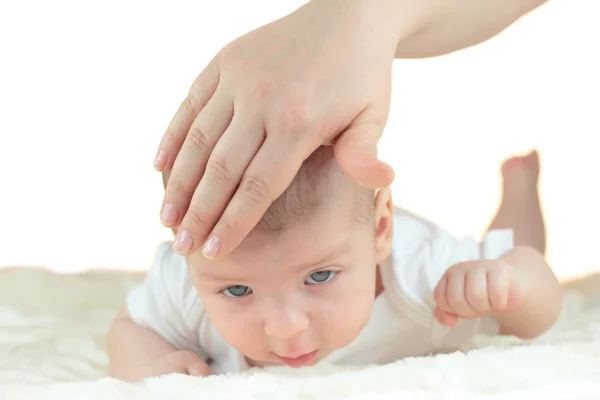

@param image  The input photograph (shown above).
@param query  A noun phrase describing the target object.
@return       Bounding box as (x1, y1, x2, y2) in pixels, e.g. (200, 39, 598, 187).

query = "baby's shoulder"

(151, 242, 206, 323)
(391, 207, 440, 254)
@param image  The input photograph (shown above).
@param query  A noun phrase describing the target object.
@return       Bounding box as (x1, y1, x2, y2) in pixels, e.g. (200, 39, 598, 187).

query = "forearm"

(107, 307, 178, 380)
(394, 0, 549, 58)
(326, 0, 549, 58)
(495, 246, 562, 339)
(331, 0, 548, 59)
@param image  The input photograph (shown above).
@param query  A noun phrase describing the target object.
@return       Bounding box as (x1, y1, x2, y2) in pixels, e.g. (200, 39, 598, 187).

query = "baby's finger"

(434, 276, 452, 313)
(446, 272, 478, 318)
(434, 307, 458, 328)
(188, 363, 213, 377)
(487, 266, 511, 311)
(465, 267, 492, 313)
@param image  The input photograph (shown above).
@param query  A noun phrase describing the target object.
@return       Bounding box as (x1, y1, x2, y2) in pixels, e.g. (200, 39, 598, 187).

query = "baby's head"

(185, 147, 394, 367)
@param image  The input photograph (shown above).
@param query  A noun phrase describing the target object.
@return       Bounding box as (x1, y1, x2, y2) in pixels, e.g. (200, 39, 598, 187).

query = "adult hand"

(154, 0, 548, 260)
(154, 0, 408, 259)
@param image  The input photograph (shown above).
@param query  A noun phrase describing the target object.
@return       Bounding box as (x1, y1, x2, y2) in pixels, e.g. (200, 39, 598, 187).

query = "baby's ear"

(374, 188, 393, 264)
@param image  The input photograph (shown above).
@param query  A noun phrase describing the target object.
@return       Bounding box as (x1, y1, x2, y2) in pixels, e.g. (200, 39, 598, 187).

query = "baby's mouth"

(275, 350, 319, 367)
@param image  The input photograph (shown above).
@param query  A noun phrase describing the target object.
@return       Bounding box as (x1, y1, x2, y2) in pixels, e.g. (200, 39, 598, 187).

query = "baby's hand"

(135, 350, 213, 381)
(433, 259, 526, 328)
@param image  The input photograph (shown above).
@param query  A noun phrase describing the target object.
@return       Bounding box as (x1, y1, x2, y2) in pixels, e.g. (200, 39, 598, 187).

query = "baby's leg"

(486, 150, 546, 254)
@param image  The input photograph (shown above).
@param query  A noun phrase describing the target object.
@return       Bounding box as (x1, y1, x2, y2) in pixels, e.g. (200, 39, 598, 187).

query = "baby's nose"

(263, 304, 310, 339)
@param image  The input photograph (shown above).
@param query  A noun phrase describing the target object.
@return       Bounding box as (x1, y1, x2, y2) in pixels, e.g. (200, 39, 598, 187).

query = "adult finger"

(160, 88, 233, 228)
(153, 57, 220, 172)
(201, 136, 309, 259)
(333, 119, 394, 190)
(172, 115, 264, 255)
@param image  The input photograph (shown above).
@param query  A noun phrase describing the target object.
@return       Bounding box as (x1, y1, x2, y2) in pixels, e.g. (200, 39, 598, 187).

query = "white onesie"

(127, 208, 513, 374)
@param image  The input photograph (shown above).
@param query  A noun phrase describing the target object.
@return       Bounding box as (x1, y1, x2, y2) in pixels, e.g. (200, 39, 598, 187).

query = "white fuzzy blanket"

(1, 268, 599, 399)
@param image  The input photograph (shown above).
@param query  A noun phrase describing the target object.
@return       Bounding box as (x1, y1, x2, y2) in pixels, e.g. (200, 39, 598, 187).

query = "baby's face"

(187, 206, 381, 368)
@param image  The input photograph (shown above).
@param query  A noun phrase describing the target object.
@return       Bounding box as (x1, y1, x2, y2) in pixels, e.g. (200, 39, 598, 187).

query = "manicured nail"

(202, 234, 221, 260)
(153, 149, 166, 170)
(160, 203, 179, 226)
(173, 230, 193, 254)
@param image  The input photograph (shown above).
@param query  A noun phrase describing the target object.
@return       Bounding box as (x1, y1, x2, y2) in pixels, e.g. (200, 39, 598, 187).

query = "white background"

(1, 0, 598, 280)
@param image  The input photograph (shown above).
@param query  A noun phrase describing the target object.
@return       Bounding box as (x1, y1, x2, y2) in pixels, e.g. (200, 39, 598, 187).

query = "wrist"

(365, 0, 432, 45)
(308, 0, 431, 58)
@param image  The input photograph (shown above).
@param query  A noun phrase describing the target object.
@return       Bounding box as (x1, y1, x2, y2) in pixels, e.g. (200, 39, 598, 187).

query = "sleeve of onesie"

(126, 242, 208, 359)
(386, 211, 514, 349)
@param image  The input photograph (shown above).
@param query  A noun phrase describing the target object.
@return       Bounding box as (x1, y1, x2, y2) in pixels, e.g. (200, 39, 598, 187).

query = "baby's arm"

(434, 245, 561, 339)
(107, 307, 212, 381)
(107, 307, 178, 379)
(494, 246, 562, 338)
(107, 238, 212, 381)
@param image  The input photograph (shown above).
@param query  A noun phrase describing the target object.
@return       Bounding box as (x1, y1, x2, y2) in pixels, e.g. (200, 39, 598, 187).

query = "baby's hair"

(257, 146, 374, 232)
(161, 147, 374, 235)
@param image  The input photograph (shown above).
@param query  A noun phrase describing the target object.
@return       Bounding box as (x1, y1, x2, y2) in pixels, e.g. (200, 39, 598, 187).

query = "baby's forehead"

(189, 220, 360, 278)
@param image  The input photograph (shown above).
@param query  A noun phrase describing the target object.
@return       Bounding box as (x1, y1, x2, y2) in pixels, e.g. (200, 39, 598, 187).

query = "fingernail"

(153, 149, 166, 170)
(160, 203, 179, 226)
(202, 234, 221, 260)
(173, 230, 193, 254)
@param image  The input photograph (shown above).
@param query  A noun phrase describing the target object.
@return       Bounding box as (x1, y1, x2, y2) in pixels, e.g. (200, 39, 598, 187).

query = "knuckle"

(247, 78, 273, 103)
(241, 173, 270, 203)
(218, 215, 235, 234)
(472, 290, 487, 303)
(447, 290, 462, 306)
(207, 157, 233, 184)
(162, 129, 178, 147)
(168, 180, 194, 199)
(468, 292, 488, 311)
(182, 95, 199, 115)
(186, 209, 214, 229)
(187, 126, 211, 153)
(280, 94, 312, 133)
(468, 278, 487, 300)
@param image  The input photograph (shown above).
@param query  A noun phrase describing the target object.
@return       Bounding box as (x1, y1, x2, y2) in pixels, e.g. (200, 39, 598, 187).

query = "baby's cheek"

(319, 290, 374, 349)
(204, 300, 262, 352)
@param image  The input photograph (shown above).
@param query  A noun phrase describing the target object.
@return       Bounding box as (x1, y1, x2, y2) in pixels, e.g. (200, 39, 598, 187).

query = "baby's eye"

(305, 270, 336, 285)
(222, 285, 252, 298)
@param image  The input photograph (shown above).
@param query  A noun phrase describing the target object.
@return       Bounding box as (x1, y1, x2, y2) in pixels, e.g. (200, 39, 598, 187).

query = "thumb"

(434, 307, 459, 328)
(333, 119, 394, 189)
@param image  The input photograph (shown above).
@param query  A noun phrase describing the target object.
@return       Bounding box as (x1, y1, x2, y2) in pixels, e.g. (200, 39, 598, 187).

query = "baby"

(107, 147, 562, 381)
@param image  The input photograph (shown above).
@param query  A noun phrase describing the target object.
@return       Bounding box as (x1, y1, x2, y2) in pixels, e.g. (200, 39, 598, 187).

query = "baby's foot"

(501, 149, 540, 195)
(493, 149, 546, 254)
